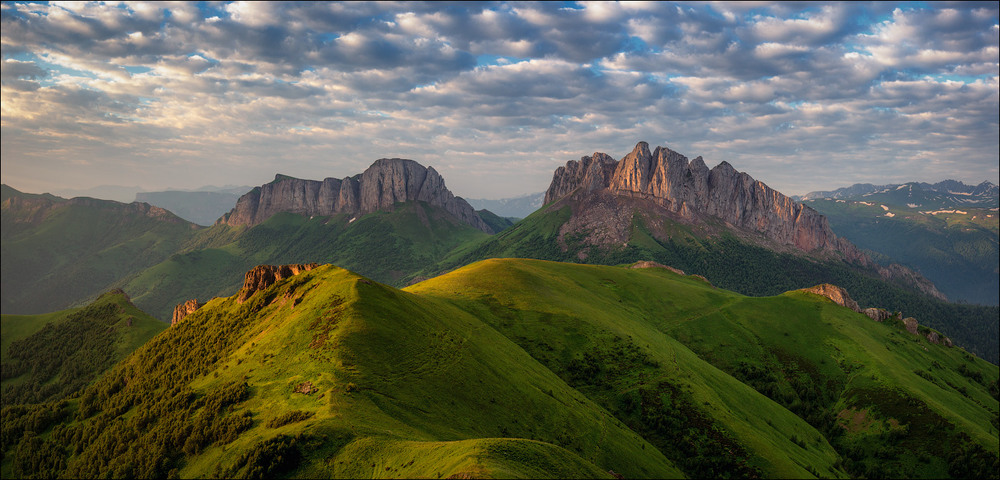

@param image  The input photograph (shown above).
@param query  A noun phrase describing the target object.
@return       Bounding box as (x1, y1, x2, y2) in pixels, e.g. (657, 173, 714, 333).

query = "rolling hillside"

(1, 185, 200, 315)
(1, 290, 167, 405)
(419, 204, 1000, 364)
(2, 261, 995, 479)
(124, 203, 490, 319)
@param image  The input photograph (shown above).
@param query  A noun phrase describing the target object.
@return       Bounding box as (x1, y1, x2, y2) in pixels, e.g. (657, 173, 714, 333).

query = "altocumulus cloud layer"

(1, 1, 997, 198)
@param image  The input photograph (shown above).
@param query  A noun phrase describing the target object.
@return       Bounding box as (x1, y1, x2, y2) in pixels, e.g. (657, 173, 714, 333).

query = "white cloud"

(1, 1, 997, 198)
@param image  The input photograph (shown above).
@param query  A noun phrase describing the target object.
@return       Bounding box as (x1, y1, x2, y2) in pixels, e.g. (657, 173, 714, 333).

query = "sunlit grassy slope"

(408, 259, 999, 478)
(6, 259, 995, 478)
(0, 290, 166, 405)
(420, 204, 1000, 364)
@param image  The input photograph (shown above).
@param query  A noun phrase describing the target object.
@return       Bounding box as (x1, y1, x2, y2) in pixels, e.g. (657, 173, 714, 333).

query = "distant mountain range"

(135, 190, 246, 226)
(466, 192, 545, 219)
(798, 180, 999, 208)
(799, 180, 999, 306)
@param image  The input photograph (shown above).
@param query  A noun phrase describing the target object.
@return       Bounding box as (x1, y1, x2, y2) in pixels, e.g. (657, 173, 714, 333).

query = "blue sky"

(2, 1, 998, 199)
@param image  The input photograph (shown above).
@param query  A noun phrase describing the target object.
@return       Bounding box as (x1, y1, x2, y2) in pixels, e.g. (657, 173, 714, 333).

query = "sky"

(1, 1, 998, 200)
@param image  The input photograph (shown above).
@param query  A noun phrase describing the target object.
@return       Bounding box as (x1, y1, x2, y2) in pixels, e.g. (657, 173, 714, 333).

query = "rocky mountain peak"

(217, 158, 491, 233)
(543, 141, 946, 301)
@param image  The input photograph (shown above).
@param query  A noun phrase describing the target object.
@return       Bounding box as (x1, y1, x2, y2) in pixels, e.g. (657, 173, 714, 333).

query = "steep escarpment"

(544, 141, 943, 300)
(217, 159, 491, 233)
(546, 142, 852, 254)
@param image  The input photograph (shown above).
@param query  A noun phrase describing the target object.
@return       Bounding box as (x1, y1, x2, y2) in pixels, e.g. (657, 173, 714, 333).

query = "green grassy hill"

(410, 259, 999, 478)
(419, 204, 1000, 364)
(2, 260, 995, 479)
(123, 202, 490, 319)
(805, 198, 999, 306)
(1, 185, 200, 315)
(1, 290, 166, 405)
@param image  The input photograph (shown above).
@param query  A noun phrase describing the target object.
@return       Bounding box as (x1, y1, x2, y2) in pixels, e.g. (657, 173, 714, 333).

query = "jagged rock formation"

(171, 299, 203, 325)
(543, 141, 944, 300)
(547, 142, 863, 255)
(217, 159, 491, 233)
(799, 284, 861, 312)
(237, 264, 319, 303)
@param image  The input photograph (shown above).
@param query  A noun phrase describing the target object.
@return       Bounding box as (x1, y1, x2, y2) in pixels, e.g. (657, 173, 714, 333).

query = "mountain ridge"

(218, 158, 491, 233)
(542, 141, 944, 300)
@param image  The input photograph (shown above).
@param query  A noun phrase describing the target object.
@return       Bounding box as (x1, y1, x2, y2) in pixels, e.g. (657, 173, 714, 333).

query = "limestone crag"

(171, 299, 203, 325)
(799, 284, 861, 312)
(544, 141, 945, 300)
(237, 263, 319, 303)
(218, 159, 490, 233)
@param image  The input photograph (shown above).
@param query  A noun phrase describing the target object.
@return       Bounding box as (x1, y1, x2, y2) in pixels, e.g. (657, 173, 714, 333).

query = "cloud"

(1, 1, 997, 198)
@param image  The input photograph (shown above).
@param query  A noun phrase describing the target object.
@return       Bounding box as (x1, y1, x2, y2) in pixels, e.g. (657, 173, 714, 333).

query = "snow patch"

(907, 203, 919, 208)
(885, 212, 895, 217)
(896, 185, 908, 190)
(880, 205, 889, 211)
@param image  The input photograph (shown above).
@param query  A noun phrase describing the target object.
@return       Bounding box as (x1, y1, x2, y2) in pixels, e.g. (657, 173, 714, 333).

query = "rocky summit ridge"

(544, 141, 944, 300)
(217, 158, 491, 233)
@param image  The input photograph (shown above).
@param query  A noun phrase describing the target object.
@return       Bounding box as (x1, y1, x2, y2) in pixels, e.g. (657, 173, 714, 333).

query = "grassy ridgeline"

(3, 260, 996, 478)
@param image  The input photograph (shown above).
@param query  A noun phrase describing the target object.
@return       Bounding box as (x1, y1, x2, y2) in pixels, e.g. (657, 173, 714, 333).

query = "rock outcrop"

(217, 159, 491, 233)
(171, 299, 202, 325)
(543, 141, 945, 300)
(862, 307, 893, 322)
(630, 260, 686, 275)
(799, 284, 861, 312)
(237, 263, 319, 303)
(903, 317, 919, 335)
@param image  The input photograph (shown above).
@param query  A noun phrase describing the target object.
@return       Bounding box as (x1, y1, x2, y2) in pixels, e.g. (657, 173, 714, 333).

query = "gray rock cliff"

(218, 159, 490, 233)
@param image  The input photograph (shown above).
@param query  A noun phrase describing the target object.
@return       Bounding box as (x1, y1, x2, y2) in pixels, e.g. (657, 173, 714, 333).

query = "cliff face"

(237, 263, 319, 303)
(218, 159, 490, 233)
(544, 141, 945, 300)
(545, 141, 846, 253)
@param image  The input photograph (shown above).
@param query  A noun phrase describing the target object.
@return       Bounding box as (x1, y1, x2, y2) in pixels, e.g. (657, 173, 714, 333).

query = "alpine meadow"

(1, 2, 998, 479)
